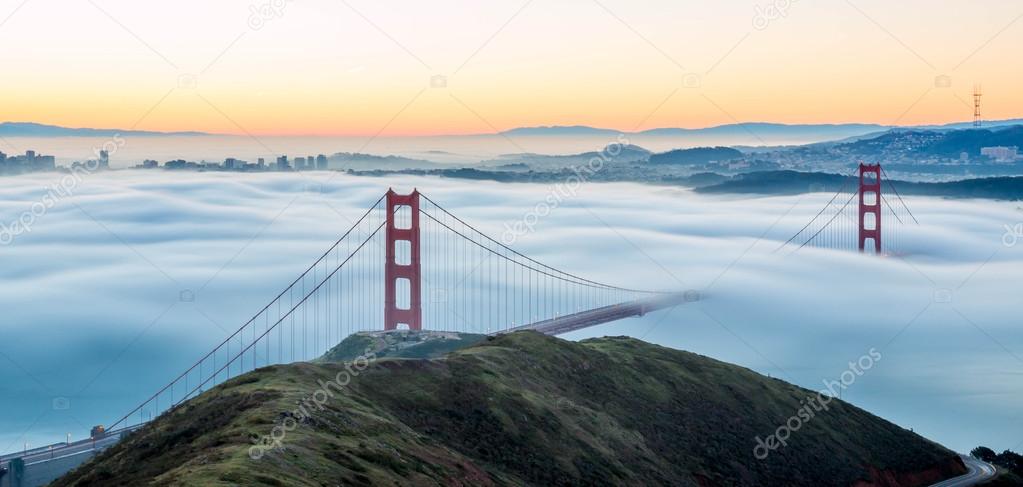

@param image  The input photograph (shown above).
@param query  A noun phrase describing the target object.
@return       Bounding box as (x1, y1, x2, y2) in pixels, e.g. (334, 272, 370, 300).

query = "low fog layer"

(0, 170, 1020, 454)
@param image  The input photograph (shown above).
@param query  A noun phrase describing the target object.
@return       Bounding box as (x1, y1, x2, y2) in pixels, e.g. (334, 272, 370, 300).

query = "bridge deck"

(497, 292, 693, 336)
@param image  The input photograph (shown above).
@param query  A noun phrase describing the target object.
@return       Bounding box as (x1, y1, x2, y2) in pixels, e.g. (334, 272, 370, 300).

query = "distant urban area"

(0, 150, 323, 175)
(2, 126, 1022, 199)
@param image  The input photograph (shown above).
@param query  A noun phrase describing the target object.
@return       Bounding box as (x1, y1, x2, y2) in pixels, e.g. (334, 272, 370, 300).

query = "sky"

(0, 170, 1020, 454)
(1, 0, 1021, 135)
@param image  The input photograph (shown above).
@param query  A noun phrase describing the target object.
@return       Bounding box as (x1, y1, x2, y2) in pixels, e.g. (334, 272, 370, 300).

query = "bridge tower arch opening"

(858, 163, 882, 254)
(384, 189, 422, 330)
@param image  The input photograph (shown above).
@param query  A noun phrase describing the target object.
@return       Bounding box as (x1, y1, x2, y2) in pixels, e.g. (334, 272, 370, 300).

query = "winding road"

(930, 455, 997, 487)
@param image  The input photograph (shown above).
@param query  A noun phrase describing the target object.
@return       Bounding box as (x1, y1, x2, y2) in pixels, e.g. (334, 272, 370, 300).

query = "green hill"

(54, 332, 965, 486)
(649, 146, 744, 165)
(318, 330, 487, 362)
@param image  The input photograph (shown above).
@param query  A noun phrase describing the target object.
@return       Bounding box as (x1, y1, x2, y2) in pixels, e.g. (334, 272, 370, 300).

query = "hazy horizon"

(2, 0, 1021, 136)
(2, 117, 1020, 138)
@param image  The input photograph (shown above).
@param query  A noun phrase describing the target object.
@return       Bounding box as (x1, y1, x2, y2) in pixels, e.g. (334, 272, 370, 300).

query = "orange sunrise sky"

(0, 0, 1020, 136)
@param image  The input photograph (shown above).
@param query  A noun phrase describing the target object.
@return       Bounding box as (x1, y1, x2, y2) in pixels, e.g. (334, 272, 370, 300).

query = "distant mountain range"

(7, 119, 1023, 141)
(501, 123, 888, 138)
(501, 120, 1023, 140)
(0, 122, 210, 137)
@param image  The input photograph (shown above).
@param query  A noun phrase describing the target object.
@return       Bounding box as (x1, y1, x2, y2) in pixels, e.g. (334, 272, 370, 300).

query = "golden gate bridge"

(107, 189, 688, 430)
(107, 163, 917, 431)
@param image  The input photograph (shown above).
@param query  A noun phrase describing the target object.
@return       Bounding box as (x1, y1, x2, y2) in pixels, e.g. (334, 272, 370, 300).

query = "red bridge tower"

(384, 189, 422, 330)
(858, 163, 882, 254)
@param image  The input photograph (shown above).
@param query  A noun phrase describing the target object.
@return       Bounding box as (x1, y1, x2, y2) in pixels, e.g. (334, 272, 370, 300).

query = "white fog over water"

(0, 170, 1020, 455)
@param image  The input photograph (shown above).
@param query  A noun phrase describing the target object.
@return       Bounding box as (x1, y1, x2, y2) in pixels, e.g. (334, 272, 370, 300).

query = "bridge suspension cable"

(109, 195, 389, 430)
(881, 166, 919, 225)
(775, 169, 857, 252)
(418, 211, 654, 293)
(110, 190, 677, 431)
(419, 194, 665, 295)
(173, 218, 386, 411)
(777, 164, 921, 255)
(796, 190, 858, 251)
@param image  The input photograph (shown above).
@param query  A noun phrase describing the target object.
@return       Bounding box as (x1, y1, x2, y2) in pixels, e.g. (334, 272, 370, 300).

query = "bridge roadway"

(0, 426, 140, 487)
(498, 292, 694, 336)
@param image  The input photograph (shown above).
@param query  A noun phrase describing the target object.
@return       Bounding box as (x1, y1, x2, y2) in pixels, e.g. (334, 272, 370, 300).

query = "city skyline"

(0, 0, 1020, 136)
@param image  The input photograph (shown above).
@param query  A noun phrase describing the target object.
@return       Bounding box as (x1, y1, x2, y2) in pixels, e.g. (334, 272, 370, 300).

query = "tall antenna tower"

(973, 85, 983, 128)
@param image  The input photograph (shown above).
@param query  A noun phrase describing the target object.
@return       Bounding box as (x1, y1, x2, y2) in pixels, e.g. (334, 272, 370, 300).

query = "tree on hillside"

(997, 450, 1022, 472)
(972, 446, 998, 462)
(973, 447, 1023, 477)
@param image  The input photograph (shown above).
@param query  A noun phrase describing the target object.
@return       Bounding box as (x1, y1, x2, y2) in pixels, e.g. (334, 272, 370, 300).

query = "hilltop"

(481, 144, 651, 169)
(837, 125, 1023, 158)
(648, 146, 744, 165)
(54, 332, 965, 486)
(318, 330, 486, 362)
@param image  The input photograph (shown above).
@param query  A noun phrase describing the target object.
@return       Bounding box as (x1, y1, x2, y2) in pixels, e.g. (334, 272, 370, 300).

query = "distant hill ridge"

(839, 125, 1023, 158)
(0, 122, 210, 137)
(694, 170, 1023, 200)
(649, 146, 744, 165)
(7, 119, 1023, 140)
(499, 120, 1023, 137)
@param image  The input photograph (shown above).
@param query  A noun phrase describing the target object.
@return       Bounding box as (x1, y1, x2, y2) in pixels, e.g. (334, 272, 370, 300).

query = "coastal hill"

(54, 331, 965, 486)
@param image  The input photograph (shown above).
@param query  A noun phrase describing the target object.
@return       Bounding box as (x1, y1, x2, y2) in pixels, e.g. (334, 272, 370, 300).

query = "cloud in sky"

(0, 170, 1020, 453)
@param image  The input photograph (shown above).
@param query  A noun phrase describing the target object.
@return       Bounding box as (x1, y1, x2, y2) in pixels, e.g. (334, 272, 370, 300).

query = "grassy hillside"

(318, 330, 486, 362)
(54, 332, 964, 486)
(649, 146, 744, 165)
